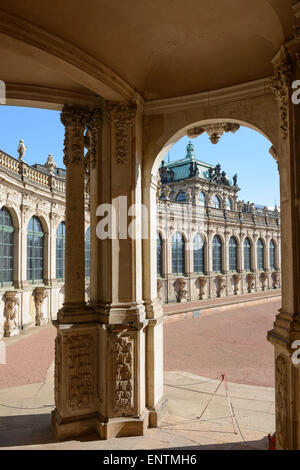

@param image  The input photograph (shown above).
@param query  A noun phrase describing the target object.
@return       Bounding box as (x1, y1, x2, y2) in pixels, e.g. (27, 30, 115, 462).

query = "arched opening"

(27, 216, 44, 284)
(0, 206, 14, 286)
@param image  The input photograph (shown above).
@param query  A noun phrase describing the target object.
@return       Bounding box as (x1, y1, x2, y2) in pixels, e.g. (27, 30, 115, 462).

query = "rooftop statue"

(46, 154, 57, 175)
(17, 139, 27, 161)
(233, 174, 238, 186)
(159, 161, 168, 183)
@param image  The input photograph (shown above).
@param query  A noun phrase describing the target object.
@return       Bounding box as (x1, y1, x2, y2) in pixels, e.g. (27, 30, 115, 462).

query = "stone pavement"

(0, 366, 274, 450)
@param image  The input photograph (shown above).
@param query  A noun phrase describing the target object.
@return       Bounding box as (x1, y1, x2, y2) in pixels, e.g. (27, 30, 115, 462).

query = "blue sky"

(0, 106, 279, 207)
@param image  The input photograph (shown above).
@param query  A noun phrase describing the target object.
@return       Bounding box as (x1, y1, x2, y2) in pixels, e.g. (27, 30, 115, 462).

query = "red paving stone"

(0, 298, 279, 389)
(164, 298, 279, 387)
(0, 326, 56, 389)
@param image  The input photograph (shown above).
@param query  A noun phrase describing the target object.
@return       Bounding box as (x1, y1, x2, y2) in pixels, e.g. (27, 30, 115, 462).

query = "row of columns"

(52, 102, 165, 440)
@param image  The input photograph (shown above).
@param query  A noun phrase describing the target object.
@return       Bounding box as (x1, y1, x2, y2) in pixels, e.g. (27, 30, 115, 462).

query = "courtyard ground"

(0, 294, 279, 450)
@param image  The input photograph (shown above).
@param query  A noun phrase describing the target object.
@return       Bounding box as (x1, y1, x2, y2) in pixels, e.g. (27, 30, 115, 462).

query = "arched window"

(227, 198, 233, 210)
(172, 232, 185, 275)
(229, 236, 238, 272)
(176, 192, 187, 202)
(257, 238, 264, 271)
(85, 227, 90, 278)
(269, 240, 276, 270)
(198, 192, 206, 207)
(27, 216, 44, 283)
(243, 237, 251, 271)
(212, 235, 222, 272)
(0, 207, 14, 286)
(56, 222, 65, 280)
(213, 196, 221, 209)
(193, 234, 205, 273)
(157, 232, 163, 277)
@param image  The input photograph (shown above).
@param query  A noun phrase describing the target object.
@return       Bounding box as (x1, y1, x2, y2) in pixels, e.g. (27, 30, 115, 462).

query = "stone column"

(267, 32, 300, 449)
(57, 105, 93, 322)
(52, 106, 98, 441)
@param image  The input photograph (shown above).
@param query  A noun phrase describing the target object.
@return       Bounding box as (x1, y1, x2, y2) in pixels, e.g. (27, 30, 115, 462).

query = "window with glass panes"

(176, 192, 187, 202)
(157, 232, 163, 277)
(198, 192, 206, 206)
(56, 222, 65, 280)
(27, 216, 44, 282)
(0, 207, 14, 286)
(229, 236, 238, 271)
(193, 234, 205, 273)
(243, 237, 251, 271)
(213, 196, 221, 208)
(269, 240, 276, 270)
(212, 235, 222, 272)
(172, 232, 185, 275)
(257, 239, 264, 270)
(85, 227, 90, 278)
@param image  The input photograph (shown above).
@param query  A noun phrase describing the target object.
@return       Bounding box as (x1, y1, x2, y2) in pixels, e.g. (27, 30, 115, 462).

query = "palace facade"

(157, 142, 281, 304)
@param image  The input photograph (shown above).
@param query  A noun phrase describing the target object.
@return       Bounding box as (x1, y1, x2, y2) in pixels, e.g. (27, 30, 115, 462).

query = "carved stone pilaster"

(275, 355, 289, 450)
(106, 101, 137, 166)
(269, 58, 293, 140)
(260, 272, 268, 291)
(3, 291, 19, 337)
(60, 105, 90, 166)
(216, 275, 226, 298)
(176, 278, 188, 303)
(247, 273, 255, 293)
(109, 329, 134, 415)
(233, 274, 241, 295)
(86, 108, 102, 170)
(34, 287, 48, 326)
(198, 276, 207, 300)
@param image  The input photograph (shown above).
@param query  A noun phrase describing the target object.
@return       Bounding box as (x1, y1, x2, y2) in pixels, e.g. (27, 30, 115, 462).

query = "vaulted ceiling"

(0, 0, 296, 105)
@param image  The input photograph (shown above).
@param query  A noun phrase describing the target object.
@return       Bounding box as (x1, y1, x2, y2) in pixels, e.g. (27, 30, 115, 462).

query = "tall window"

(243, 237, 251, 271)
(212, 235, 222, 272)
(56, 222, 65, 280)
(0, 207, 14, 286)
(213, 196, 221, 209)
(85, 227, 90, 278)
(157, 232, 163, 277)
(27, 216, 44, 283)
(193, 234, 205, 273)
(198, 192, 206, 206)
(176, 192, 187, 202)
(227, 198, 233, 210)
(172, 232, 185, 275)
(257, 238, 264, 271)
(269, 240, 276, 270)
(229, 236, 238, 271)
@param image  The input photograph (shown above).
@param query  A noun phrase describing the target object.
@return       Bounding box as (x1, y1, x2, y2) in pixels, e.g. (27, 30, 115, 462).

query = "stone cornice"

(143, 78, 272, 115)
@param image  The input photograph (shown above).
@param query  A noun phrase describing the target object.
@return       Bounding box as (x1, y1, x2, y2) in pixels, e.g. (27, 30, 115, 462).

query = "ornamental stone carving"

(187, 122, 240, 144)
(260, 272, 268, 291)
(275, 355, 288, 449)
(157, 279, 164, 300)
(86, 108, 102, 169)
(106, 101, 136, 166)
(60, 105, 90, 166)
(176, 278, 188, 303)
(110, 329, 134, 414)
(34, 287, 48, 326)
(67, 334, 94, 411)
(198, 276, 207, 300)
(45, 154, 57, 175)
(216, 275, 226, 297)
(269, 58, 293, 140)
(247, 273, 255, 293)
(233, 274, 241, 295)
(272, 271, 280, 289)
(4, 291, 19, 337)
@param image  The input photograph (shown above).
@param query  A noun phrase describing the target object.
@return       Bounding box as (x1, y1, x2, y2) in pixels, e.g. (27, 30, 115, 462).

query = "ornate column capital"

(60, 105, 90, 128)
(269, 56, 293, 141)
(106, 101, 137, 166)
(61, 105, 90, 167)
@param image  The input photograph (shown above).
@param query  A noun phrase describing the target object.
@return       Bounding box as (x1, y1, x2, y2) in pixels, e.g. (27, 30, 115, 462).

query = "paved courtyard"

(0, 295, 279, 449)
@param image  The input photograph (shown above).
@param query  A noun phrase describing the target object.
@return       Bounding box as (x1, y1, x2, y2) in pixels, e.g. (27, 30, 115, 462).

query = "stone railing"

(0, 150, 65, 193)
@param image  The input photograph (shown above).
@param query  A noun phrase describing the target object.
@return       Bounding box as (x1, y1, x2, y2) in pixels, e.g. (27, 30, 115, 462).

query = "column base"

(51, 409, 98, 441)
(97, 412, 149, 440)
(148, 396, 168, 428)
